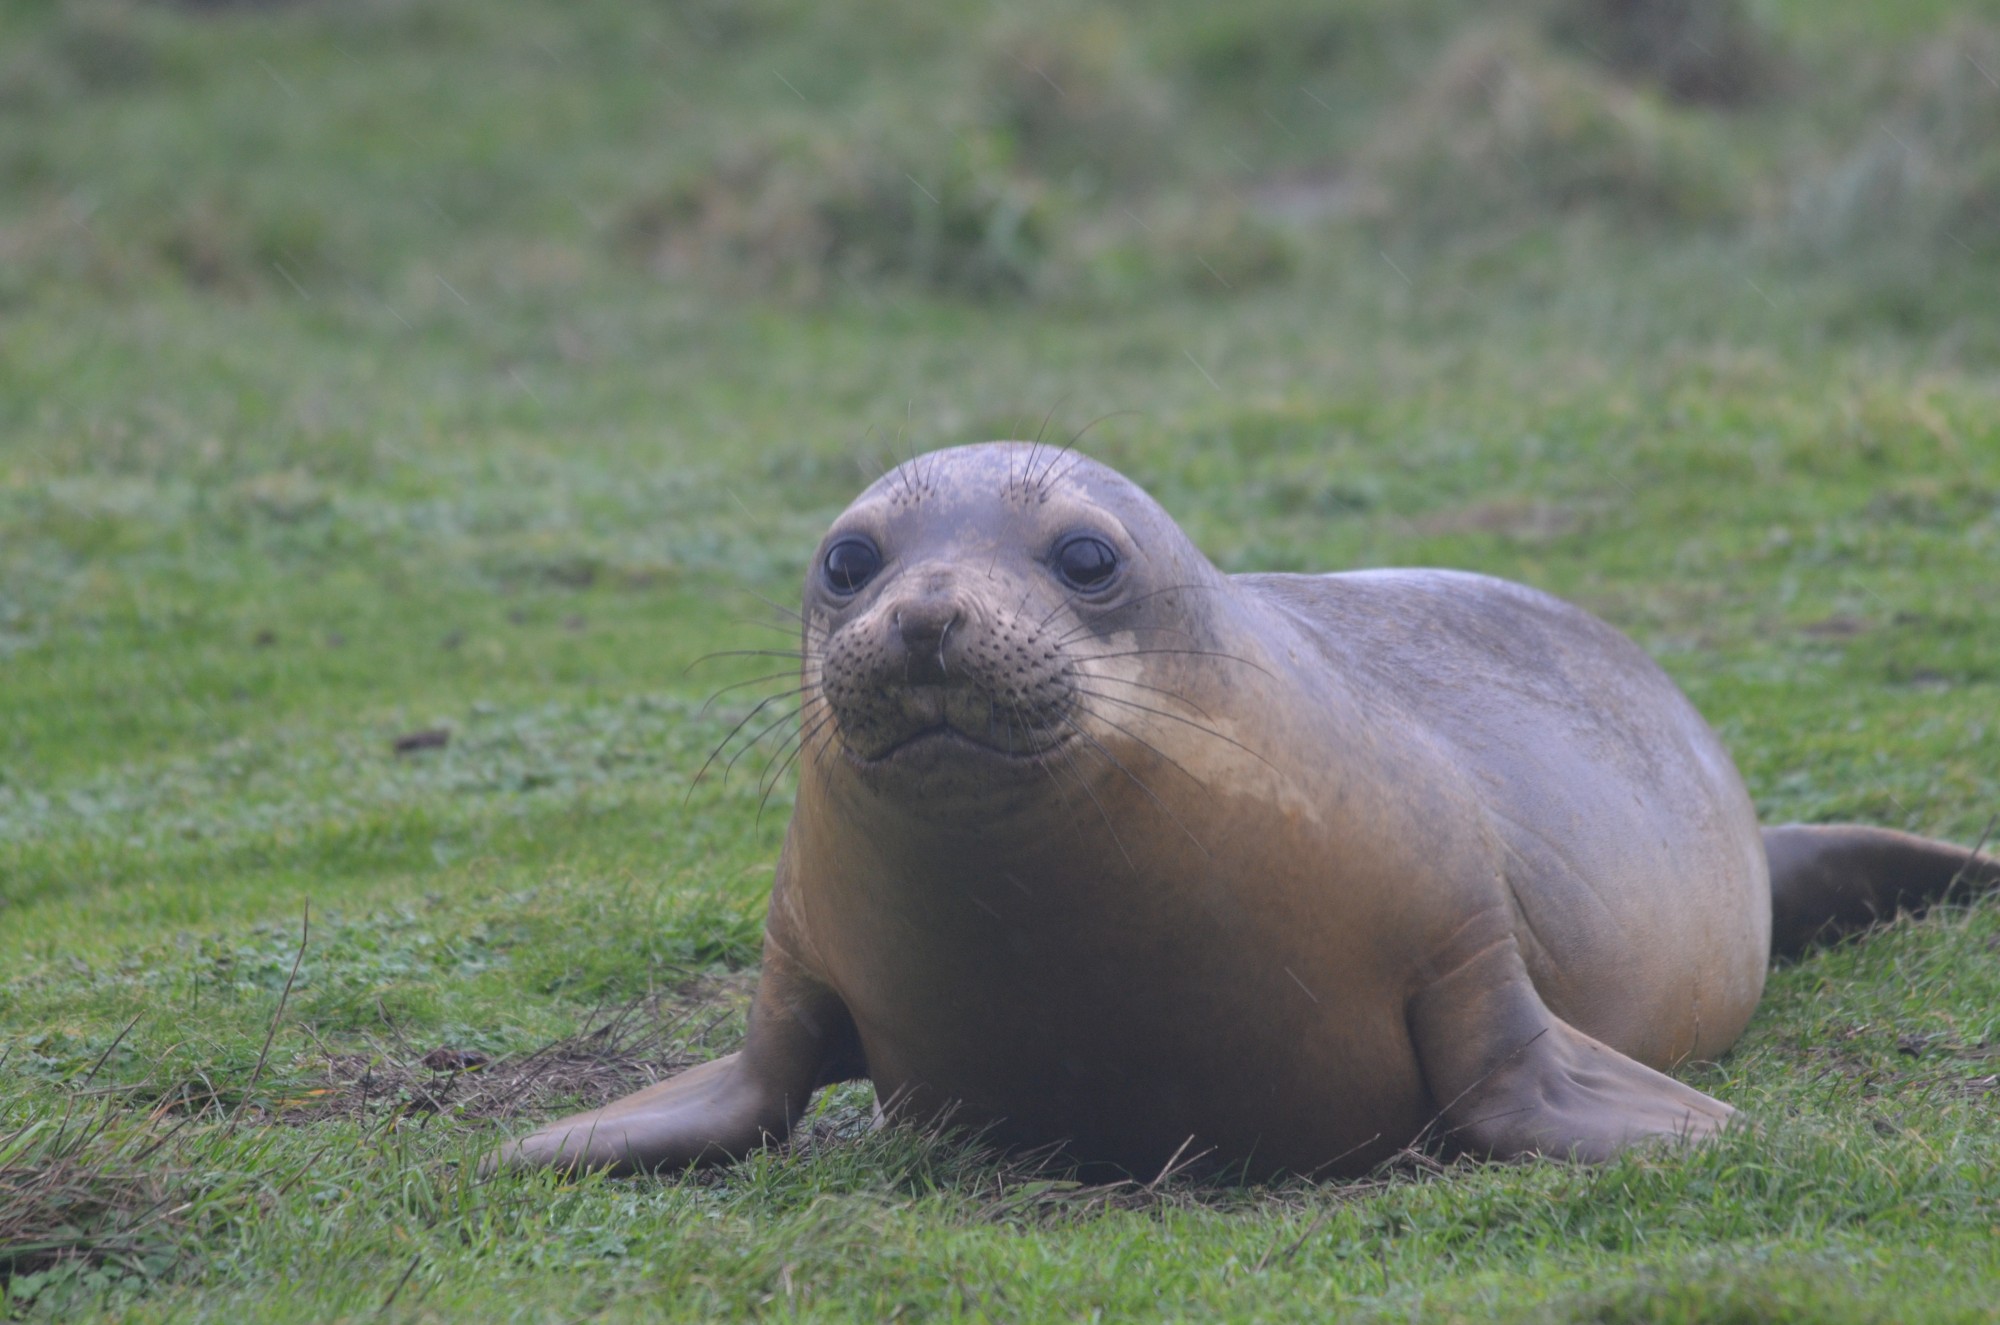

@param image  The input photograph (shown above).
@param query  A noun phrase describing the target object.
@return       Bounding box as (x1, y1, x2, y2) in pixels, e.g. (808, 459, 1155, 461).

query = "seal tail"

(1763, 821, 2000, 959)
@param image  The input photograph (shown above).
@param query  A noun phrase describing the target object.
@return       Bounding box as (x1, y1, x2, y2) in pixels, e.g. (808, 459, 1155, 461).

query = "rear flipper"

(1765, 823, 2000, 960)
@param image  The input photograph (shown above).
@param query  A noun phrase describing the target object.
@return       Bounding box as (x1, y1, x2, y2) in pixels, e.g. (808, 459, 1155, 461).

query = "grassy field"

(3, 0, 1999, 1319)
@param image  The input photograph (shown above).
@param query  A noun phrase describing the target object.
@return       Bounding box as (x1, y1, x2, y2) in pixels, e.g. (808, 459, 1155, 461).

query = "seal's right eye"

(823, 537, 882, 594)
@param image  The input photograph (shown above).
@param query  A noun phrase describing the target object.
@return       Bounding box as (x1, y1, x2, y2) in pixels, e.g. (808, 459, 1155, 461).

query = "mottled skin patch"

(493, 444, 2000, 1181)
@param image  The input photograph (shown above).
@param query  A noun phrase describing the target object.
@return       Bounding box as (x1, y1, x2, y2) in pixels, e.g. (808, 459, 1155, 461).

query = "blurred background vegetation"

(2, 0, 1997, 313)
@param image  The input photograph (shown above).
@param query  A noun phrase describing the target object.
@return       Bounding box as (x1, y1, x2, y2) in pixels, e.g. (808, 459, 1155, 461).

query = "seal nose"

(892, 589, 965, 684)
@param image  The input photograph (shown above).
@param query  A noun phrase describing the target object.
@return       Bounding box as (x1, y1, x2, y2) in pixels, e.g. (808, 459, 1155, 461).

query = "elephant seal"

(495, 443, 1999, 1179)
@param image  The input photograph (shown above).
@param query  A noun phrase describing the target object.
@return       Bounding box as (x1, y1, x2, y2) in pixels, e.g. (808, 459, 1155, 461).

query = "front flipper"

(488, 944, 860, 1177)
(1409, 929, 1734, 1163)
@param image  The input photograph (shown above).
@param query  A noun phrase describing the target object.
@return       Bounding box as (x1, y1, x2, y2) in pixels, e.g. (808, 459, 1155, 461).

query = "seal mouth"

(841, 722, 1073, 771)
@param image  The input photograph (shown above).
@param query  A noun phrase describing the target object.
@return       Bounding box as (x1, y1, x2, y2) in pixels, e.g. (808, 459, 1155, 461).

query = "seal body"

(496, 443, 1995, 1179)
(782, 571, 1766, 1175)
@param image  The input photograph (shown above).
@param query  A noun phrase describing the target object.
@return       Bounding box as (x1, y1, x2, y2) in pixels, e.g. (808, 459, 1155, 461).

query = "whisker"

(1066, 695, 1215, 791)
(741, 588, 810, 627)
(692, 646, 807, 663)
(1072, 687, 1276, 773)
(1029, 407, 1112, 495)
(1050, 723, 1135, 873)
(1056, 621, 1199, 647)
(888, 415, 917, 498)
(804, 710, 840, 775)
(1032, 396, 1067, 448)
(1073, 646, 1277, 681)
(723, 702, 804, 783)
(1037, 580, 1223, 636)
(687, 688, 813, 798)
(1002, 697, 1048, 758)
(1048, 582, 1226, 639)
(1029, 435, 1070, 494)
(700, 675, 809, 716)
(727, 617, 809, 640)
(1072, 720, 1208, 856)
(686, 646, 806, 672)
(1068, 671, 1218, 722)
(1062, 713, 1211, 860)
(757, 710, 836, 824)
(1042, 409, 1143, 492)
(764, 704, 834, 786)
(854, 422, 891, 490)
(1040, 736, 1105, 843)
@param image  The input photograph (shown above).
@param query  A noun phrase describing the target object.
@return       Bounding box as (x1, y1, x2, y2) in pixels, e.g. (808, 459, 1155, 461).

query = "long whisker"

(728, 616, 808, 639)
(1042, 737, 1107, 845)
(1072, 687, 1277, 773)
(1061, 713, 1211, 859)
(741, 588, 810, 627)
(687, 648, 806, 673)
(692, 648, 808, 664)
(1067, 694, 1215, 791)
(1068, 671, 1218, 722)
(887, 420, 918, 499)
(1057, 622, 1199, 647)
(1032, 396, 1067, 447)
(1049, 723, 1135, 874)
(1041, 409, 1144, 492)
(757, 710, 836, 824)
(761, 704, 833, 790)
(700, 676, 809, 716)
(1029, 431, 1070, 493)
(804, 706, 840, 776)
(1072, 716, 1208, 860)
(1029, 408, 1107, 494)
(772, 686, 835, 778)
(853, 422, 893, 493)
(1073, 646, 1277, 681)
(897, 400, 915, 490)
(1006, 696, 1048, 756)
(687, 688, 812, 798)
(1038, 580, 1224, 636)
(723, 702, 805, 783)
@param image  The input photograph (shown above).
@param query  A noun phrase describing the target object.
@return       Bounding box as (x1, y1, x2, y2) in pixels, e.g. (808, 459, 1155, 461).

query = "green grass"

(4, 0, 1999, 1319)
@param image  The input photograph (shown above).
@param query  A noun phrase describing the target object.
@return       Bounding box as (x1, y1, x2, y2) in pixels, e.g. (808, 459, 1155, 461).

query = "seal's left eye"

(823, 537, 882, 594)
(1052, 535, 1119, 592)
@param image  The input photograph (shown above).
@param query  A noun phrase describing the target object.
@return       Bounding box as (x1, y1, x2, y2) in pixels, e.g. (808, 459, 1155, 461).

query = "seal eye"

(822, 537, 882, 595)
(1052, 534, 1119, 592)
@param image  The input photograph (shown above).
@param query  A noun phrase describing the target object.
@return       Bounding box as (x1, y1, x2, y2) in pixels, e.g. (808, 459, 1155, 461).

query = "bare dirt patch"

(268, 975, 756, 1128)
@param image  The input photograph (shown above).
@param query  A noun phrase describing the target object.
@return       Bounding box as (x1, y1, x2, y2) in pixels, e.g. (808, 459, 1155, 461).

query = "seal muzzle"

(820, 566, 1075, 762)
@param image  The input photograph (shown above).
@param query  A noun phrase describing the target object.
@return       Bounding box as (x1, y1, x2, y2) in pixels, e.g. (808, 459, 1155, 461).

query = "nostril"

(896, 601, 961, 651)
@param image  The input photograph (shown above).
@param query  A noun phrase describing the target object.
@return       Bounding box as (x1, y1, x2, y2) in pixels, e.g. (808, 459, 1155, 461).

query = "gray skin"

(493, 442, 1999, 1180)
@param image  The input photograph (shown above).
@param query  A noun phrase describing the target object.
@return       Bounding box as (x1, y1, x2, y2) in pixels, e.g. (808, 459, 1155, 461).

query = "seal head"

(803, 443, 1230, 805)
